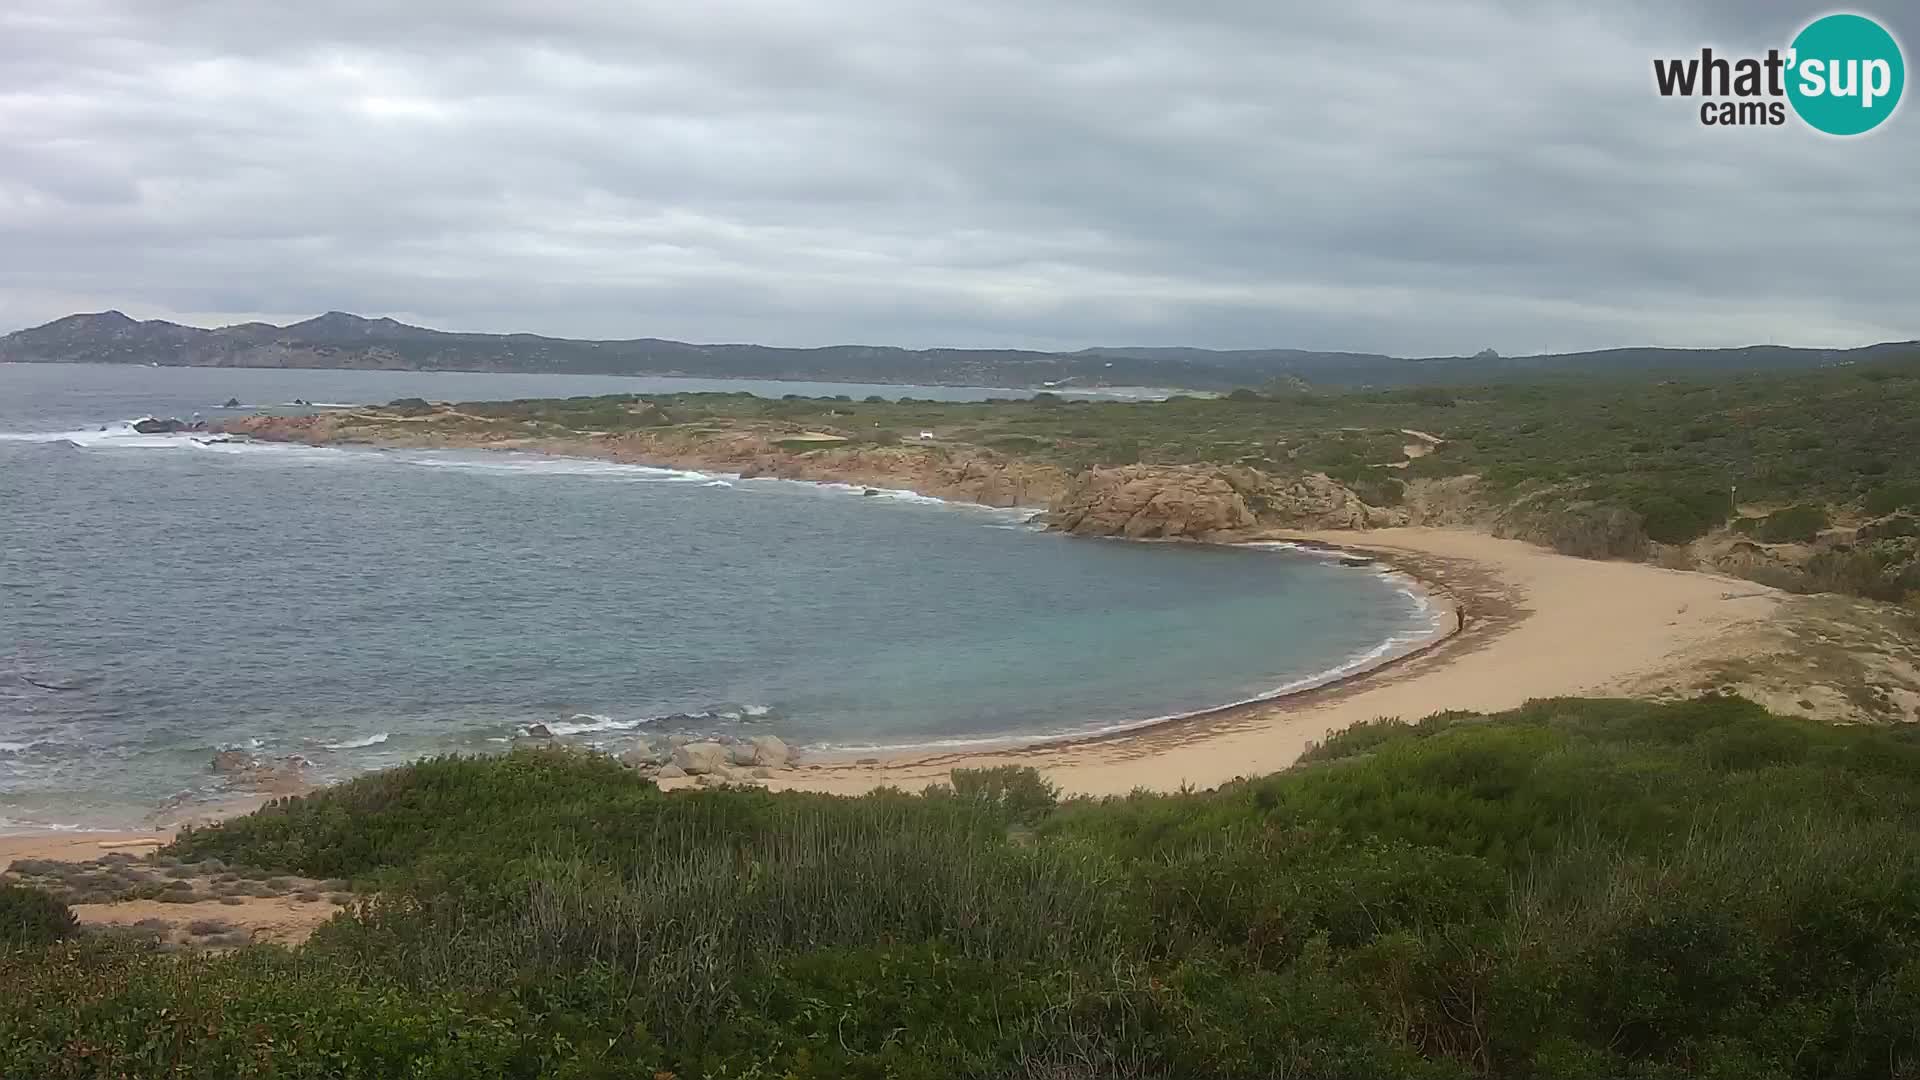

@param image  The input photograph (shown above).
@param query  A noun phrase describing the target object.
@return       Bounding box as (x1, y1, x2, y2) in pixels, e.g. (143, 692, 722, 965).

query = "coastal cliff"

(1043, 465, 1402, 539)
(222, 412, 1072, 510)
(219, 412, 1402, 540)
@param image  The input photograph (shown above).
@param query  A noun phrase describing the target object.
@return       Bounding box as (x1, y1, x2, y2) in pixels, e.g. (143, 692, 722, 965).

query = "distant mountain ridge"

(2, 310, 1913, 391)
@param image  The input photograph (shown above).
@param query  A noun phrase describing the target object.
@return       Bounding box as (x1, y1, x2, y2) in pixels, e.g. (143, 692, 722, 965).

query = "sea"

(0, 363, 1440, 830)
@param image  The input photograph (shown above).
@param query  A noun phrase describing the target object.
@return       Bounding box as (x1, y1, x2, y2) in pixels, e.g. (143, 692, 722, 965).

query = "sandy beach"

(760, 526, 1782, 797)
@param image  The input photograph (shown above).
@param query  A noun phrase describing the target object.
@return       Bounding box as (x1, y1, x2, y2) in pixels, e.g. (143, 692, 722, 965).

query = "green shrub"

(1865, 483, 1920, 516)
(944, 765, 1060, 824)
(1632, 488, 1728, 545)
(1753, 504, 1830, 543)
(1511, 503, 1649, 560)
(0, 884, 77, 947)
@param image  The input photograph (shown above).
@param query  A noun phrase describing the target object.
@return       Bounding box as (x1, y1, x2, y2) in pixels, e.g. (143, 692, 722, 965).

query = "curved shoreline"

(206, 424, 1781, 798)
(9, 421, 1787, 820)
(761, 528, 1783, 797)
(793, 543, 1458, 763)
(207, 422, 1468, 770)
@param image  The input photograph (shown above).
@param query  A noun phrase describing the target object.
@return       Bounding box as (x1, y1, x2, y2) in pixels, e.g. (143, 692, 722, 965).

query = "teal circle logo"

(1786, 13, 1905, 135)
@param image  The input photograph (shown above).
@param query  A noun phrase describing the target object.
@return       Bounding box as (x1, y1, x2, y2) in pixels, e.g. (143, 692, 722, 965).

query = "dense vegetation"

(7, 695, 1920, 1077)
(393, 352, 1920, 602)
(433, 356, 1920, 522)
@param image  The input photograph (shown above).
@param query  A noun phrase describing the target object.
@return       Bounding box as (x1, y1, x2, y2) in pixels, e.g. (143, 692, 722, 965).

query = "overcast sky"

(0, 0, 1911, 355)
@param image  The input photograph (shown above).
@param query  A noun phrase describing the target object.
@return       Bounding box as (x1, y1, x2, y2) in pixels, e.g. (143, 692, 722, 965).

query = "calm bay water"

(0, 364, 1434, 830)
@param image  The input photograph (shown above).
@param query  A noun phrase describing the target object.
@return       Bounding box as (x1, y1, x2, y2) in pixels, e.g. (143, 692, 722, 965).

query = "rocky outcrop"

(219, 414, 1071, 510)
(748, 735, 791, 769)
(618, 739, 670, 769)
(671, 741, 732, 776)
(1045, 466, 1256, 538)
(133, 417, 201, 434)
(208, 750, 310, 795)
(1043, 465, 1400, 539)
(210, 749, 258, 773)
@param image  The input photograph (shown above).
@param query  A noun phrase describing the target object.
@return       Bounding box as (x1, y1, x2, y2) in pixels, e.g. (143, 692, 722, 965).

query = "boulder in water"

(525, 723, 554, 738)
(210, 749, 258, 773)
(132, 417, 190, 434)
(224, 398, 242, 408)
(209, 751, 310, 796)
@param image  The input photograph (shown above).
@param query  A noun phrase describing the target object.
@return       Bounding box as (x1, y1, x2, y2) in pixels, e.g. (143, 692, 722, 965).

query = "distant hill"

(2, 310, 1913, 391)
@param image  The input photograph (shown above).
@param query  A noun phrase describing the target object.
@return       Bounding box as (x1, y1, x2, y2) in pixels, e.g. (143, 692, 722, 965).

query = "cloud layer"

(2, 0, 1912, 354)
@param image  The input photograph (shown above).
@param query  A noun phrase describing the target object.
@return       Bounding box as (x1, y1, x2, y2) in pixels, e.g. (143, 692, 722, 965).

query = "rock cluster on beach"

(617, 733, 796, 785)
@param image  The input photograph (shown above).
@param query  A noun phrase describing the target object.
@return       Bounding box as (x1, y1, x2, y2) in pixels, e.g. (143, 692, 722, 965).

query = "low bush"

(1865, 482, 1920, 516)
(0, 884, 77, 948)
(1753, 503, 1831, 543)
(1630, 488, 1728, 545)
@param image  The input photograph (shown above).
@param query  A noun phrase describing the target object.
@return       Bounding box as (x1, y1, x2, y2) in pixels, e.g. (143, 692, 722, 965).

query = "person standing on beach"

(1456, 606, 1466, 633)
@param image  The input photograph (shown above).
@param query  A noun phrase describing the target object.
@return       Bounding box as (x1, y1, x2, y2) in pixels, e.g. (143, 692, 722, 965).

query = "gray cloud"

(1, 0, 1913, 355)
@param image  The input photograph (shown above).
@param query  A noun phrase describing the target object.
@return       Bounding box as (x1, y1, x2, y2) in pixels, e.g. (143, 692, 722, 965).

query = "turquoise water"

(0, 364, 1435, 829)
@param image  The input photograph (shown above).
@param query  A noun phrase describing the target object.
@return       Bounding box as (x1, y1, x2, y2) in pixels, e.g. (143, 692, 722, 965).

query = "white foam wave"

(752, 478, 1033, 522)
(0, 741, 32, 753)
(0, 420, 333, 457)
(323, 732, 391, 749)
(531, 704, 780, 738)
(403, 455, 713, 483)
(0, 420, 204, 449)
(541, 714, 650, 736)
(0, 817, 119, 835)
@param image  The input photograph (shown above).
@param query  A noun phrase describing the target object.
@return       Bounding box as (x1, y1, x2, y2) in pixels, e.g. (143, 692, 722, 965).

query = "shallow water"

(0, 364, 1434, 829)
